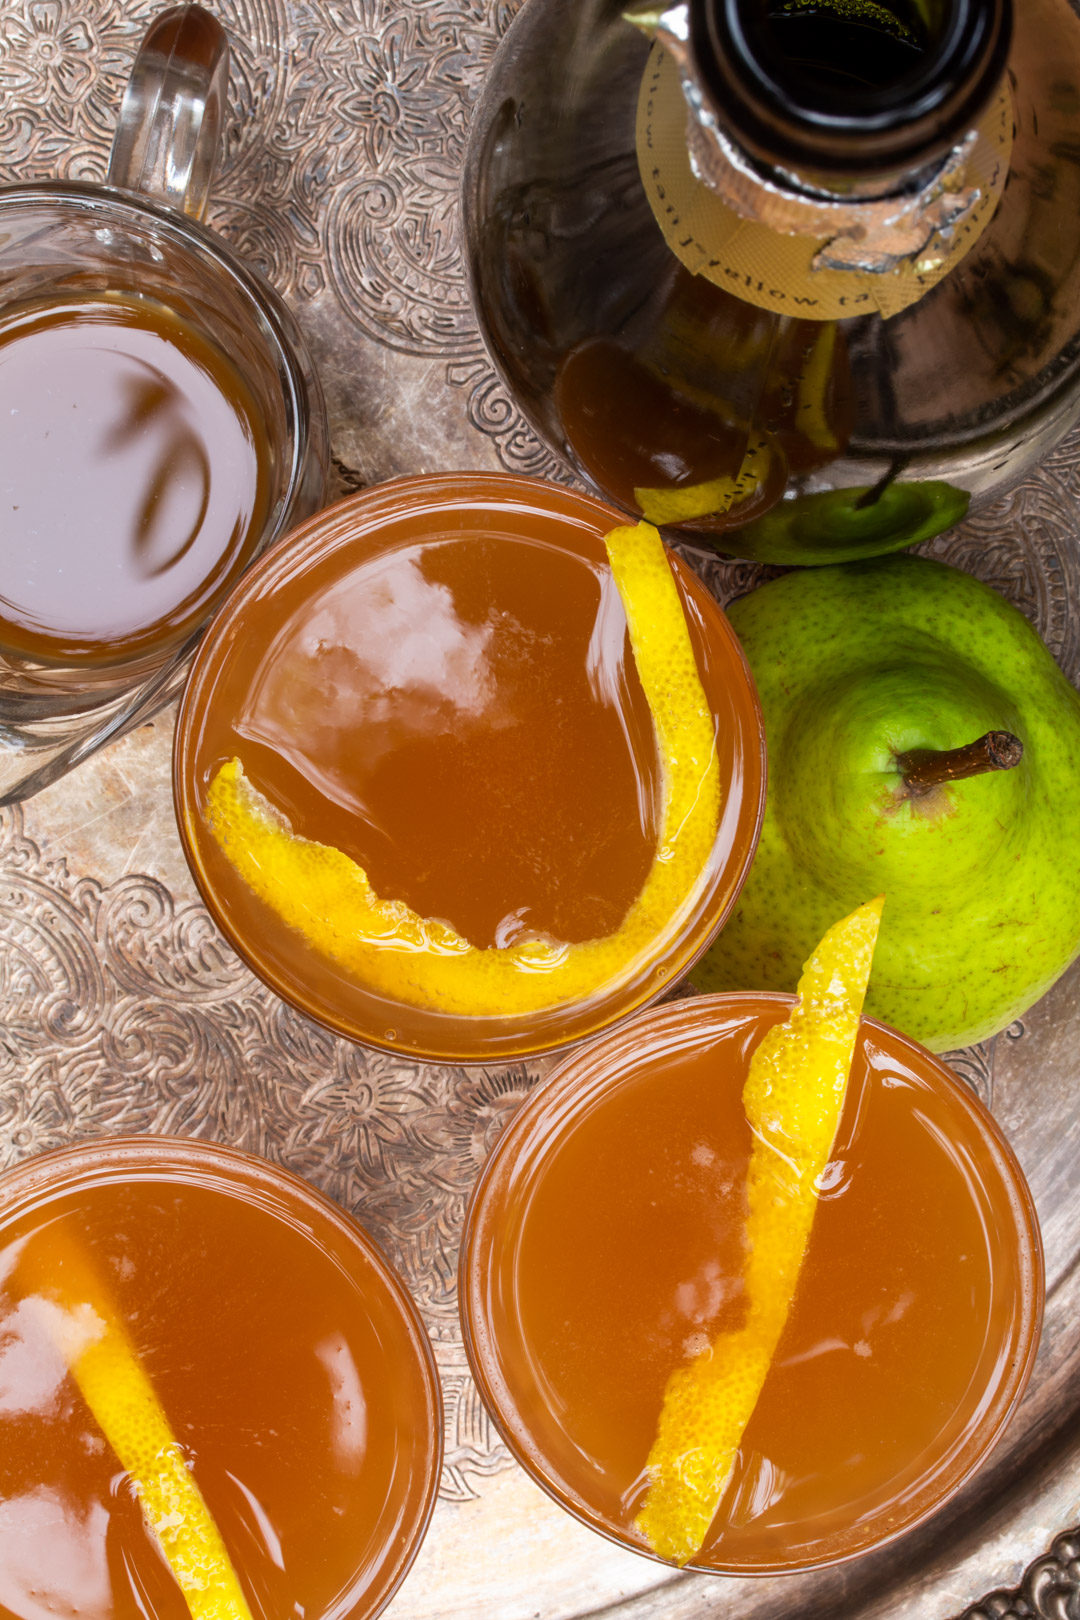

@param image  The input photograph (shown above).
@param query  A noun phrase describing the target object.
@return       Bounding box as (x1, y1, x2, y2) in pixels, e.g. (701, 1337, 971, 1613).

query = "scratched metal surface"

(1, 2, 1080, 1616)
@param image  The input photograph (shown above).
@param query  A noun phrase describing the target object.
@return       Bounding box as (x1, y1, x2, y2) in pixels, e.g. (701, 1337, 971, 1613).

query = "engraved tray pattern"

(2, 2, 1080, 1616)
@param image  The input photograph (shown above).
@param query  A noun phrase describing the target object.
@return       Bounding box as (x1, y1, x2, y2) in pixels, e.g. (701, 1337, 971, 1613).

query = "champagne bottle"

(464, 0, 1080, 562)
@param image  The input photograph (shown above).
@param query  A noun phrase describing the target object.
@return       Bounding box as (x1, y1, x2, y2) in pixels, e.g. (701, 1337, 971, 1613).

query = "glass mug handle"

(107, 3, 228, 219)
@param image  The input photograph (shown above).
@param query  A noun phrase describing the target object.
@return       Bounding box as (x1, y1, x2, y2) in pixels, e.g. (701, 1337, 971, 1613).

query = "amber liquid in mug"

(0, 294, 272, 665)
(0, 1158, 438, 1620)
(177, 488, 765, 1060)
(464, 1003, 1040, 1570)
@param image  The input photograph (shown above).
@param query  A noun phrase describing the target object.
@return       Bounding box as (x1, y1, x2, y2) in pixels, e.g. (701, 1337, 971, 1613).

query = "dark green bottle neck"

(691, 0, 1012, 183)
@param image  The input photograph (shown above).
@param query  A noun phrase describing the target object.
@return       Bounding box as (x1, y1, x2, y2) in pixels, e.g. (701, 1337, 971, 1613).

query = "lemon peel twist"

(636, 896, 884, 1566)
(204, 521, 721, 1018)
(18, 1223, 253, 1620)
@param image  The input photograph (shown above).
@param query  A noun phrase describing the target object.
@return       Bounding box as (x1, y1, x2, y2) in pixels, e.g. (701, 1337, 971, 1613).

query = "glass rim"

(0, 1131, 444, 1620)
(172, 471, 769, 1065)
(458, 990, 1045, 1577)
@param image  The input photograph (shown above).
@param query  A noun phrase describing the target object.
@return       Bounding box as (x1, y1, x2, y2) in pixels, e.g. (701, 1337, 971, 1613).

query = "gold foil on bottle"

(636, 43, 1014, 321)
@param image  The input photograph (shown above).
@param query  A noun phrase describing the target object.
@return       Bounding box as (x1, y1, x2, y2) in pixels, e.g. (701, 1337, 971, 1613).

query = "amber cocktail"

(174, 474, 766, 1062)
(460, 996, 1043, 1572)
(0, 1138, 441, 1619)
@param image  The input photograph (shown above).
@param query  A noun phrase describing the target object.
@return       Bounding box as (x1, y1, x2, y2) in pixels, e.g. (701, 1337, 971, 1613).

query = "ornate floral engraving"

(0, 0, 154, 175)
(0, 802, 550, 1497)
(959, 1527, 1080, 1620)
(0, 0, 1078, 1605)
(923, 465, 1080, 685)
(939, 1039, 996, 1112)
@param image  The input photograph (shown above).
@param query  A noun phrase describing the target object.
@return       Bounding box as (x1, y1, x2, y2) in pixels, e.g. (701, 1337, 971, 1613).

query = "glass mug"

(0, 4, 328, 805)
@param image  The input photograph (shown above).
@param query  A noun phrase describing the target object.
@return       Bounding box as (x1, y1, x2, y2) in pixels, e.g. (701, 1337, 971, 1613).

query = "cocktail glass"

(173, 473, 766, 1063)
(0, 1136, 441, 1618)
(459, 994, 1043, 1572)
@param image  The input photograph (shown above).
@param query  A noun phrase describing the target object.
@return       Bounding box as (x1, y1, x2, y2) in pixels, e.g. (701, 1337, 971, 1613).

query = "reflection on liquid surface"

(0, 1160, 437, 1620)
(234, 536, 658, 951)
(465, 1005, 1040, 1570)
(176, 477, 766, 1060)
(0, 295, 270, 664)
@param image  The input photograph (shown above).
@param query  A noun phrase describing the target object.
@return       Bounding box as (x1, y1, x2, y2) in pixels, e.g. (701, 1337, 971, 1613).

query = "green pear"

(695, 553, 1080, 1052)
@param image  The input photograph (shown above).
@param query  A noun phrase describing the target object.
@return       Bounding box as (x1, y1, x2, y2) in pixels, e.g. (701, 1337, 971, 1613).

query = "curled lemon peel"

(204, 521, 721, 1019)
(636, 896, 885, 1566)
(18, 1223, 253, 1620)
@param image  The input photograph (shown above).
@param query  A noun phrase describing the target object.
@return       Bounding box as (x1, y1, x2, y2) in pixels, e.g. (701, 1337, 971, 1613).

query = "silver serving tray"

(1, 1, 1079, 1615)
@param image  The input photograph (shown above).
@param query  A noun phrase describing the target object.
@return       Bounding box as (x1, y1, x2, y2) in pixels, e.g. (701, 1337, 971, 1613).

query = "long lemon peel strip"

(18, 1223, 254, 1620)
(636, 896, 884, 1566)
(205, 521, 721, 1018)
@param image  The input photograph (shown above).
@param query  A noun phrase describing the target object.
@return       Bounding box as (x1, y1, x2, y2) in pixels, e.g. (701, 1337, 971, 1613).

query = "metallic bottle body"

(463, 0, 1080, 561)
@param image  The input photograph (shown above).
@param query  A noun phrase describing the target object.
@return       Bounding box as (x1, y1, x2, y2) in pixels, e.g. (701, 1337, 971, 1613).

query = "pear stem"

(896, 731, 1024, 797)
